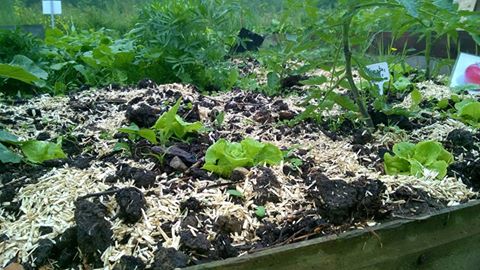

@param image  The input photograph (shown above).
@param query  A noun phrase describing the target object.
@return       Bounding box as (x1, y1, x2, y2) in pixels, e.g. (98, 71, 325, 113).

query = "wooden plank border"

(184, 200, 480, 270)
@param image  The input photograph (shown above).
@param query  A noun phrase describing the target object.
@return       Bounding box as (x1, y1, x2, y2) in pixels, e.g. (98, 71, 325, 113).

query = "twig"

(78, 189, 120, 200)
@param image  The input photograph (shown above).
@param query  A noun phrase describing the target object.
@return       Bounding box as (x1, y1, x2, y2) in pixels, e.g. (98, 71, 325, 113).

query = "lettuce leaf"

(384, 140, 453, 179)
(153, 98, 203, 143)
(454, 100, 480, 128)
(20, 140, 66, 164)
(120, 98, 203, 144)
(203, 138, 283, 177)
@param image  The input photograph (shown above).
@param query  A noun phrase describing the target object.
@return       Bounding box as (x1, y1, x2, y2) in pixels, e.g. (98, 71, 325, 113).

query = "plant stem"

(342, 12, 374, 129)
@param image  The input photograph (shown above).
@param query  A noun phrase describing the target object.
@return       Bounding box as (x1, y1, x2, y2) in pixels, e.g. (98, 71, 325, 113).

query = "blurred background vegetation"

(0, 0, 338, 34)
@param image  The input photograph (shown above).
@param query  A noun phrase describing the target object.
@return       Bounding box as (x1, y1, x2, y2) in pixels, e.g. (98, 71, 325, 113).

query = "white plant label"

(450, 52, 480, 94)
(42, 1, 62, 15)
(366, 62, 390, 95)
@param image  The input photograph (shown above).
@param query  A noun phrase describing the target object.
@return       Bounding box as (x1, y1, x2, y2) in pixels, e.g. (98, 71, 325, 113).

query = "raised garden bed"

(0, 78, 479, 269)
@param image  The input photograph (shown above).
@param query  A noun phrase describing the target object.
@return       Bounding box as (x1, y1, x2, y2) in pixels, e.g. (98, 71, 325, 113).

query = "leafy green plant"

(255, 206, 266, 218)
(384, 140, 453, 179)
(453, 100, 480, 128)
(119, 98, 203, 145)
(0, 130, 66, 164)
(203, 138, 283, 177)
(131, 0, 240, 91)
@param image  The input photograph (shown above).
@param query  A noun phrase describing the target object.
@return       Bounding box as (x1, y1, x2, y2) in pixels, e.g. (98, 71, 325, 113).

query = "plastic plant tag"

(42, 1, 62, 14)
(366, 62, 390, 95)
(450, 52, 480, 94)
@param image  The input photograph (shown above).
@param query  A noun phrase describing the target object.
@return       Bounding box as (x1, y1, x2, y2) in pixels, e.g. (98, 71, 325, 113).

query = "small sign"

(42, 1, 62, 15)
(450, 52, 480, 93)
(366, 62, 390, 95)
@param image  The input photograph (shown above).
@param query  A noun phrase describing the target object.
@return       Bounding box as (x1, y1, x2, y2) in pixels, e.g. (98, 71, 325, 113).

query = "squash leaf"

(0, 143, 22, 163)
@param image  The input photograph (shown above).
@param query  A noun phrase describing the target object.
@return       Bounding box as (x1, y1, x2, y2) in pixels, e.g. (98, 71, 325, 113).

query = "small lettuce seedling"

(454, 99, 480, 128)
(384, 140, 453, 180)
(203, 138, 283, 177)
(119, 98, 203, 145)
(153, 98, 203, 143)
(0, 130, 66, 164)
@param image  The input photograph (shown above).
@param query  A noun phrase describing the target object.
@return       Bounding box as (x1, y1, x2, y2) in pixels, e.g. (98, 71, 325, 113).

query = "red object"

(465, 63, 480, 85)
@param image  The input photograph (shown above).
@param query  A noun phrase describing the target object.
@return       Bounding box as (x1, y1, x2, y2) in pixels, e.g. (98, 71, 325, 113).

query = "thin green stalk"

(342, 12, 374, 128)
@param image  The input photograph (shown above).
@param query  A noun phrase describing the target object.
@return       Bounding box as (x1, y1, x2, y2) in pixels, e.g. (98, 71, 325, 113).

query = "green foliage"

(120, 98, 203, 145)
(20, 140, 67, 163)
(0, 63, 42, 85)
(384, 140, 453, 179)
(203, 138, 283, 177)
(131, 0, 240, 91)
(454, 100, 480, 128)
(227, 189, 244, 197)
(0, 130, 66, 164)
(255, 206, 266, 218)
(0, 30, 43, 63)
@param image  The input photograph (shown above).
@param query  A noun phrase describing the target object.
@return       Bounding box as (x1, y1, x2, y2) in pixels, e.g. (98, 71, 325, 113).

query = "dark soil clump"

(31, 239, 55, 267)
(445, 129, 475, 151)
(180, 197, 203, 213)
(113, 164, 158, 188)
(308, 176, 386, 224)
(29, 226, 80, 269)
(387, 186, 445, 217)
(115, 187, 147, 224)
(152, 246, 189, 270)
(253, 167, 281, 205)
(125, 102, 160, 128)
(215, 215, 243, 234)
(212, 233, 238, 259)
(449, 160, 480, 190)
(74, 199, 113, 266)
(180, 231, 211, 254)
(113, 255, 146, 270)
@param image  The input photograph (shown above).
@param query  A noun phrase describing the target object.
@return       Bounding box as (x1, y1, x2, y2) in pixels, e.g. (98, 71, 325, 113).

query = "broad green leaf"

(0, 64, 40, 84)
(255, 143, 283, 165)
(119, 123, 157, 144)
(152, 98, 203, 143)
(409, 159, 424, 178)
(395, 0, 419, 18)
(393, 76, 412, 92)
(20, 140, 66, 163)
(385, 141, 453, 180)
(138, 129, 158, 144)
(0, 143, 22, 163)
(384, 154, 410, 175)
(0, 130, 20, 144)
(413, 141, 441, 165)
(203, 138, 283, 177)
(392, 142, 415, 159)
(432, 0, 455, 11)
(428, 160, 449, 179)
(326, 92, 359, 112)
(10, 55, 48, 80)
(458, 101, 480, 122)
(267, 72, 280, 90)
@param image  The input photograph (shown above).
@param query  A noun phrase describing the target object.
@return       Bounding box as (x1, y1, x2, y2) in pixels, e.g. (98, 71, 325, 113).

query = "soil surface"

(0, 80, 478, 269)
